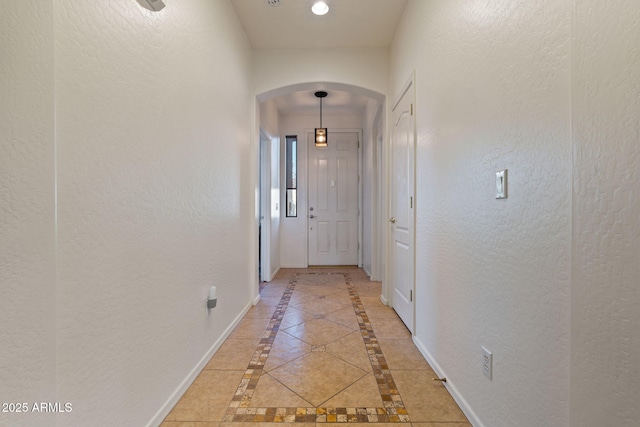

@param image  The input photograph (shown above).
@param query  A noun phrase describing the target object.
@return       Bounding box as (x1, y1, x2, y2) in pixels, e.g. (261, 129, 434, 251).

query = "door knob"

(389, 217, 397, 223)
(310, 215, 316, 219)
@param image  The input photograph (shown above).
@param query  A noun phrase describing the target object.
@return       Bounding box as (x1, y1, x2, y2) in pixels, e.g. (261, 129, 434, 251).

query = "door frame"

(259, 129, 271, 282)
(372, 106, 385, 281)
(386, 73, 416, 333)
(306, 128, 363, 267)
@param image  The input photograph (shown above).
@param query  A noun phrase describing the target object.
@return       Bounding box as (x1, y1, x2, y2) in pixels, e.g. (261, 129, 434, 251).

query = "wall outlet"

(482, 346, 493, 380)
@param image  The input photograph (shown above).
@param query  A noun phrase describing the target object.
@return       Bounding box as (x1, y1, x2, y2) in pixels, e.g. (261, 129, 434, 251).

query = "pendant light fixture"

(315, 91, 328, 147)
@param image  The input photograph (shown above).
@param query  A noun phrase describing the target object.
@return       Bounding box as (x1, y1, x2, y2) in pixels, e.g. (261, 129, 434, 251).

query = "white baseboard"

(379, 294, 389, 306)
(267, 266, 280, 282)
(412, 336, 483, 427)
(146, 301, 253, 427)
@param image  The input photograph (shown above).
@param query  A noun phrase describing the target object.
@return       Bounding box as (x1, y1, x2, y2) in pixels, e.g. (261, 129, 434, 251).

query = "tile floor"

(161, 267, 470, 427)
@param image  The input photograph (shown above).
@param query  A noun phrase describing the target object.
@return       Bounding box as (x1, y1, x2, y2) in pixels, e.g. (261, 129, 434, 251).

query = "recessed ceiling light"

(311, 1, 329, 16)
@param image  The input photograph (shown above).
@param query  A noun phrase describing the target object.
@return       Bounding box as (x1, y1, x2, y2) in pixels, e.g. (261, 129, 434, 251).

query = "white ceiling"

(231, 0, 408, 50)
(231, 0, 408, 116)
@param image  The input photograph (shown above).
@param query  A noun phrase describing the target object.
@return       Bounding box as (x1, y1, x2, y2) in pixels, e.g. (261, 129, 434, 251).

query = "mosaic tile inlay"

(222, 272, 410, 423)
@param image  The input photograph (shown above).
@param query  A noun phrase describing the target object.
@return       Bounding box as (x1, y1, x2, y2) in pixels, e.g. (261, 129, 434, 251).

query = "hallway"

(161, 268, 469, 426)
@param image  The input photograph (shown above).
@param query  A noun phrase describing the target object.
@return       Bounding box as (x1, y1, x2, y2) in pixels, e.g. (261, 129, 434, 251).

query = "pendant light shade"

(315, 128, 327, 146)
(314, 91, 328, 147)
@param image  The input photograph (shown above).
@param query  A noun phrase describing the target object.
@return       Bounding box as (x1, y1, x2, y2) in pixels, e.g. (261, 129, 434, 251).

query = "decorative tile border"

(223, 272, 410, 423)
(224, 406, 407, 423)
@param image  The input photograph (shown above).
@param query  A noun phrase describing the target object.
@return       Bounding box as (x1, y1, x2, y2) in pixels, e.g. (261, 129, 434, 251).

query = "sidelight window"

(285, 136, 297, 217)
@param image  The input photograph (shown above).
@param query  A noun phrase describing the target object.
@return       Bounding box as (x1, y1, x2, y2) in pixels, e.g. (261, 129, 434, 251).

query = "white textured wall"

(260, 99, 280, 140)
(279, 114, 363, 267)
(254, 48, 388, 100)
(0, 2, 56, 426)
(391, 1, 572, 426)
(53, 1, 253, 426)
(572, 1, 640, 426)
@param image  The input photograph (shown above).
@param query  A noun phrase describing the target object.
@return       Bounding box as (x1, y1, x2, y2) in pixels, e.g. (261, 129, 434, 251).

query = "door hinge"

(410, 103, 414, 116)
(410, 196, 413, 208)
(410, 290, 413, 302)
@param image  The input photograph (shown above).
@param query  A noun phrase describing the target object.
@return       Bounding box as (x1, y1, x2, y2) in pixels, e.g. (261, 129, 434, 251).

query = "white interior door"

(308, 131, 359, 266)
(390, 82, 415, 333)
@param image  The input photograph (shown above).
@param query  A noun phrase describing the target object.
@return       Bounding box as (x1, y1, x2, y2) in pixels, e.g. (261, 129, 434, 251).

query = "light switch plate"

(496, 170, 507, 199)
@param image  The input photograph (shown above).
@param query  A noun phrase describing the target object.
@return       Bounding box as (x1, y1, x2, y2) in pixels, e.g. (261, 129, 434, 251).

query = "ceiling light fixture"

(311, 1, 329, 16)
(315, 91, 328, 147)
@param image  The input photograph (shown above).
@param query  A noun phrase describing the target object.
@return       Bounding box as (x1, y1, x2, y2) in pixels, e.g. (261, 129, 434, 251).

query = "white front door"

(390, 81, 415, 334)
(308, 131, 359, 266)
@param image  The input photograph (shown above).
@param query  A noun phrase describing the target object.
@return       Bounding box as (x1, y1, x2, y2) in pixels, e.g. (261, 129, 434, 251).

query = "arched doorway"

(256, 82, 386, 282)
